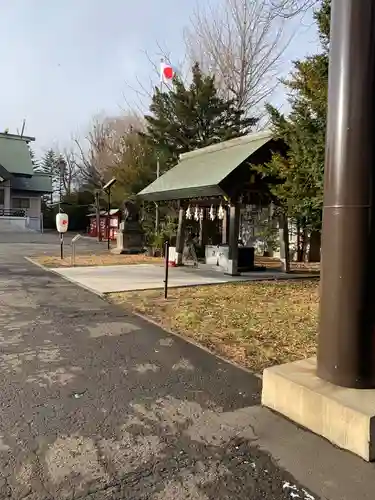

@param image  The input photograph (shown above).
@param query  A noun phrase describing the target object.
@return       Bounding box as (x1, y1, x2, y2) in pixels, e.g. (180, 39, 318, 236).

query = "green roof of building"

(0, 163, 11, 182)
(0, 134, 35, 176)
(137, 130, 273, 202)
(11, 173, 52, 193)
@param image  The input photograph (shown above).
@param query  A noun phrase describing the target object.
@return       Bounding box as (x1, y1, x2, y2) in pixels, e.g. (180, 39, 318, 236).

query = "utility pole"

(317, 0, 375, 388)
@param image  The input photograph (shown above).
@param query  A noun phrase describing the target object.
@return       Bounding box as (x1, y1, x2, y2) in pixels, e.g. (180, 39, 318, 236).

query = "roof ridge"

(0, 133, 35, 142)
(179, 130, 272, 161)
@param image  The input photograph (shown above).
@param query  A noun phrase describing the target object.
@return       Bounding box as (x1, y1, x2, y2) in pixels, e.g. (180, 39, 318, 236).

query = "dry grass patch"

(109, 280, 319, 373)
(33, 254, 164, 268)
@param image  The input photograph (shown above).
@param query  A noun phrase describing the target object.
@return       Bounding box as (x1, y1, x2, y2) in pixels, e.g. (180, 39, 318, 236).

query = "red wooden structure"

(87, 209, 120, 241)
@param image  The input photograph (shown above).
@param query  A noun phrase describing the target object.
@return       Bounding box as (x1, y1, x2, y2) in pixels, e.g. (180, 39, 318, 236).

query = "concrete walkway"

(0, 233, 374, 499)
(50, 263, 317, 294)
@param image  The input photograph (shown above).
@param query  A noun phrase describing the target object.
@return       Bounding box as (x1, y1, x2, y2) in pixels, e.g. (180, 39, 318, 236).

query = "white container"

(56, 213, 69, 233)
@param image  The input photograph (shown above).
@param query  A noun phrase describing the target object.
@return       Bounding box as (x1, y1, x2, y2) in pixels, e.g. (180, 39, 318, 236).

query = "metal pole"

(71, 241, 75, 267)
(107, 189, 111, 250)
(155, 157, 160, 234)
(164, 240, 170, 299)
(59, 165, 62, 214)
(59, 159, 64, 259)
(155, 73, 163, 235)
(60, 233, 64, 259)
(317, 0, 375, 388)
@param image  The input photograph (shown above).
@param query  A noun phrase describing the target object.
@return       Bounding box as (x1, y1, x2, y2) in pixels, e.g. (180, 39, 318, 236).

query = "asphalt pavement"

(0, 232, 374, 499)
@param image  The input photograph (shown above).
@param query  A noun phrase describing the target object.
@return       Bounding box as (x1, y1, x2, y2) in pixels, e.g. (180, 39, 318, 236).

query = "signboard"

(56, 213, 69, 233)
(71, 234, 81, 244)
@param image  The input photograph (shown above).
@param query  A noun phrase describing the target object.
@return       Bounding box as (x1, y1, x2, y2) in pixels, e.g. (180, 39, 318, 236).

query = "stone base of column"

(262, 357, 375, 461)
(175, 252, 183, 266)
(224, 259, 240, 276)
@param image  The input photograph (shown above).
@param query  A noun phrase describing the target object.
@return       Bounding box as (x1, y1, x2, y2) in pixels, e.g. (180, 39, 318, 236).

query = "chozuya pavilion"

(137, 130, 286, 276)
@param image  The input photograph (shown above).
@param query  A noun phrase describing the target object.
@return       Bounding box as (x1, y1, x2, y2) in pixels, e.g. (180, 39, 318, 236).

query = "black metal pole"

(60, 233, 64, 259)
(107, 189, 111, 251)
(164, 240, 170, 299)
(317, 0, 375, 388)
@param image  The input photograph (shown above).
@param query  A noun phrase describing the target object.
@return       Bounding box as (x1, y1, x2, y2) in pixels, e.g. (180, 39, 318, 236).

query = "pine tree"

(261, 0, 330, 260)
(28, 147, 40, 172)
(38, 149, 59, 205)
(144, 62, 257, 169)
(38, 149, 58, 175)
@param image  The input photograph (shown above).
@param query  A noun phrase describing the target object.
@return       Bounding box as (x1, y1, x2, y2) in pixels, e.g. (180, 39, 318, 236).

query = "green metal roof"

(0, 135, 35, 176)
(0, 163, 11, 182)
(11, 173, 52, 193)
(137, 131, 273, 202)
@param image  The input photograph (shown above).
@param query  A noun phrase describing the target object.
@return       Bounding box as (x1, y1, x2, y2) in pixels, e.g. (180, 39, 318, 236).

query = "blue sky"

(0, 1, 319, 155)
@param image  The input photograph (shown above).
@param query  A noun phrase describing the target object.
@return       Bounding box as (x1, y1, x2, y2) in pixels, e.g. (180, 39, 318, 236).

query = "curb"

(129, 309, 263, 380)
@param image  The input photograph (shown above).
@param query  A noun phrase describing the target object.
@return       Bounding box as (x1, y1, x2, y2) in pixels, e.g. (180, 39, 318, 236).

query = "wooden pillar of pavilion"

(175, 204, 185, 266)
(222, 208, 229, 245)
(226, 203, 240, 276)
(279, 213, 290, 273)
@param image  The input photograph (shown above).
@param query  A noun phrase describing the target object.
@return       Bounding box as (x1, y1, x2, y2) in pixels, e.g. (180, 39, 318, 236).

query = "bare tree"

(74, 113, 146, 191)
(74, 118, 112, 190)
(184, 0, 299, 120)
(60, 149, 80, 197)
(270, 0, 318, 18)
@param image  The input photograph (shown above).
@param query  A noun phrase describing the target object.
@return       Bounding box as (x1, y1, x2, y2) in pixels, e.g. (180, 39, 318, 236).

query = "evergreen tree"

(144, 62, 257, 169)
(38, 149, 59, 205)
(28, 147, 40, 172)
(261, 0, 330, 258)
(38, 149, 58, 176)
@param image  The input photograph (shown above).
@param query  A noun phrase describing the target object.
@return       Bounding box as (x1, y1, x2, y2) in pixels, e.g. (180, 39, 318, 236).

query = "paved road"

(0, 233, 374, 499)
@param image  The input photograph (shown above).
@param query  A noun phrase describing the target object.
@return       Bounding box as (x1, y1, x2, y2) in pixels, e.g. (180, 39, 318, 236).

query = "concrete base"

(262, 357, 375, 461)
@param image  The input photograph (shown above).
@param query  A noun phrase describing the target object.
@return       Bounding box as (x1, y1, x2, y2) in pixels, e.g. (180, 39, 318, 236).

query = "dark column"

(222, 208, 228, 244)
(278, 213, 290, 273)
(175, 205, 185, 266)
(227, 203, 240, 275)
(317, 0, 375, 388)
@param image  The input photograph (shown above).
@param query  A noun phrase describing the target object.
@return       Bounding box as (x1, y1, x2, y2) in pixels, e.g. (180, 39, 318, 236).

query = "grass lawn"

(32, 254, 164, 268)
(109, 279, 319, 373)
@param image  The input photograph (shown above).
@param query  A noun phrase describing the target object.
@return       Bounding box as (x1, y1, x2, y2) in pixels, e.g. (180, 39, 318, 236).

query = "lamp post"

(102, 178, 117, 250)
